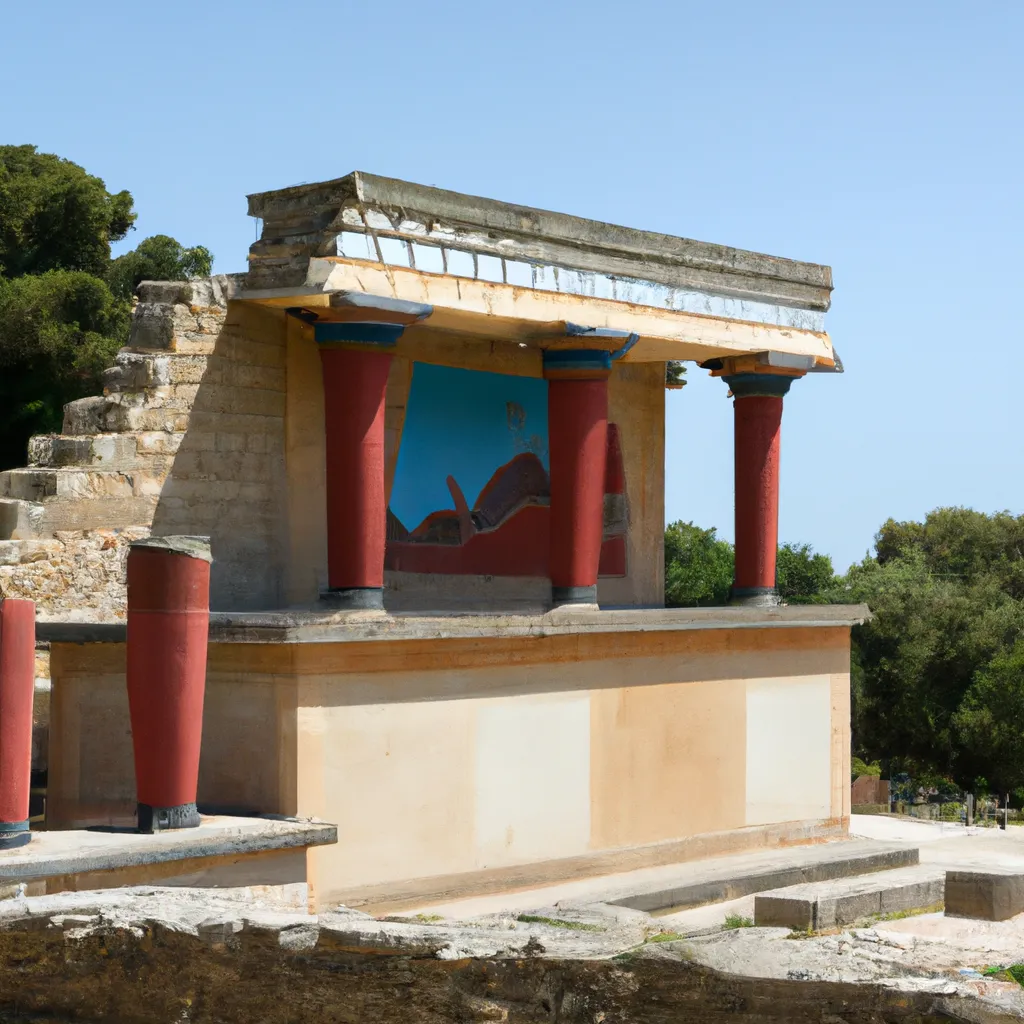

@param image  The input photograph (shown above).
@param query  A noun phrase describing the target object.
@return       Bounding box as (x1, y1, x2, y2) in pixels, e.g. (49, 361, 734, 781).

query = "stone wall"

(0, 274, 291, 616)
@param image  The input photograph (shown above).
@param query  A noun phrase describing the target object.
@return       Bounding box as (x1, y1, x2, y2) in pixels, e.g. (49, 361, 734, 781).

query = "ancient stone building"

(0, 173, 865, 910)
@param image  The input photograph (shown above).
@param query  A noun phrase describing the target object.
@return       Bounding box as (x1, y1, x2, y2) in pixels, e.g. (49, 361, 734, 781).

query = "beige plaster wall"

(48, 626, 851, 906)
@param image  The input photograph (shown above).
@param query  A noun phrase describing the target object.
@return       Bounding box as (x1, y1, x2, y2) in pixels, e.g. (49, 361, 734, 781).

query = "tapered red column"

(126, 537, 211, 832)
(723, 373, 796, 606)
(319, 347, 392, 610)
(545, 350, 610, 606)
(0, 599, 35, 849)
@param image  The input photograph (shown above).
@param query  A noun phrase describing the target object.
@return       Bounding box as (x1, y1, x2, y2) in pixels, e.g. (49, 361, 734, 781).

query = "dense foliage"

(664, 521, 834, 607)
(0, 146, 211, 470)
(841, 509, 1024, 796)
(665, 508, 1024, 798)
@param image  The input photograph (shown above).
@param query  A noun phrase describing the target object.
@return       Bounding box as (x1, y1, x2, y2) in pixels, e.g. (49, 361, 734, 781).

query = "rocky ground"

(0, 885, 1021, 1023)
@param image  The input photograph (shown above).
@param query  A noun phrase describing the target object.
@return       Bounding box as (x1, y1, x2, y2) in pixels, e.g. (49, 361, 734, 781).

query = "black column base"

(729, 586, 780, 608)
(552, 585, 598, 607)
(319, 587, 385, 611)
(0, 821, 30, 850)
(137, 802, 201, 833)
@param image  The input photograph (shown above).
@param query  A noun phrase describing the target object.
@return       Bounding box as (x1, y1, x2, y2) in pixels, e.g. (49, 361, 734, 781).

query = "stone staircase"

(0, 276, 238, 619)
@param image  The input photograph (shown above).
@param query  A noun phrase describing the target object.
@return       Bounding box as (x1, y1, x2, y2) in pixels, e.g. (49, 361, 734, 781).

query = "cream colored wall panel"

(474, 693, 591, 868)
(745, 676, 831, 826)
(590, 679, 746, 849)
(316, 699, 476, 890)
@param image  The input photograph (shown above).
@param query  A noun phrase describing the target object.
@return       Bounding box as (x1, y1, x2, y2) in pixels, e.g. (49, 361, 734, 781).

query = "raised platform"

(0, 816, 336, 903)
(608, 840, 918, 915)
(36, 603, 871, 645)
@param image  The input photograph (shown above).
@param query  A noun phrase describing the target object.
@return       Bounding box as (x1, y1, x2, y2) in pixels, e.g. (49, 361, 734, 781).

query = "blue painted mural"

(389, 364, 549, 533)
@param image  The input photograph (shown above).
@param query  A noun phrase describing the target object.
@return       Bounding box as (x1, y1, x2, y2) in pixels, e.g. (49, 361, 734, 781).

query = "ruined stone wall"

(0, 275, 289, 616)
(0, 888, 1011, 1024)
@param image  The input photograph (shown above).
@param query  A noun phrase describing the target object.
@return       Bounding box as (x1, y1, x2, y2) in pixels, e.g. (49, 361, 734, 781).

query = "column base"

(319, 587, 385, 611)
(551, 585, 598, 608)
(729, 586, 781, 608)
(137, 802, 201, 834)
(0, 821, 30, 850)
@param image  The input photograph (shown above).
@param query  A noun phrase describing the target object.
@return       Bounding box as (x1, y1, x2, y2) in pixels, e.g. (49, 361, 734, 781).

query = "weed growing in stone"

(872, 902, 943, 923)
(516, 915, 604, 932)
(722, 914, 754, 930)
(982, 964, 1024, 987)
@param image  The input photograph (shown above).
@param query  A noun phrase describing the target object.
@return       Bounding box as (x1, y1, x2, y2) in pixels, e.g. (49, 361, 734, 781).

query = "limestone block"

(127, 302, 175, 350)
(62, 396, 111, 435)
(0, 469, 57, 501)
(754, 868, 944, 931)
(135, 432, 185, 457)
(0, 499, 45, 540)
(945, 870, 1024, 921)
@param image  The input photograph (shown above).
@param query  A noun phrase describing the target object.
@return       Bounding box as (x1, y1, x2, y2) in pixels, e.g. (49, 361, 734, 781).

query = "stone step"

(0, 493, 157, 539)
(753, 865, 945, 931)
(102, 351, 209, 393)
(0, 499, 45, 540)
(63, 396, 190, 436)
(0, 468, 165, 502)
(125, 278, 232, 355)
(27, 433, 181, 472)
(607, 841, 920, 914)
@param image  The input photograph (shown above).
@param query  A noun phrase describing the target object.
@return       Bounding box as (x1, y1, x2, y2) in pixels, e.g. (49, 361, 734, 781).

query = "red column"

(320, 348, 392, 610)
(547, 377, 609, 605)
(724, 373, 796, 605)
(126, 537, 211, 832)
(0, 599, 35, 848)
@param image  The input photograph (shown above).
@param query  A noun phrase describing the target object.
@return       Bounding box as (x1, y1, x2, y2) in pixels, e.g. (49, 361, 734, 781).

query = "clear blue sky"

(3, 1, 1021, 570)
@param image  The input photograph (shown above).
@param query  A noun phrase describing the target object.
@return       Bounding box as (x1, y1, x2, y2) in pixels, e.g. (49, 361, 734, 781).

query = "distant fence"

(852, 773, 1020, 827)
(851, 775, 889, 807)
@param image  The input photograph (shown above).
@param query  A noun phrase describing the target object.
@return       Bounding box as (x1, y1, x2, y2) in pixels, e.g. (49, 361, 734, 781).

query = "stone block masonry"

(0, 273, 290, 614)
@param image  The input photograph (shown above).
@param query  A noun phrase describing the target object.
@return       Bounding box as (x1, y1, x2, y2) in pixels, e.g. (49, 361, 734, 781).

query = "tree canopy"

(0, 145, 135, 279)
(840, 508, 1024, 795)
(664, 522, 835, 607)
(0, 146, 212, 470)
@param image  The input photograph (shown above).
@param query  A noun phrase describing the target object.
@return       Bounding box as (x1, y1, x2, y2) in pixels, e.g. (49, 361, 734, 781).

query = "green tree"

(0, 272, 129, 468)
(0, 146, 212, 470)
(953, 638, 1024, 795)
(664, 521, 734, 607)
(835, 508, 1024, 791)
(108, 234, 212, 301)
(0, 145, 135, 278)
(777, 542, 835, 603)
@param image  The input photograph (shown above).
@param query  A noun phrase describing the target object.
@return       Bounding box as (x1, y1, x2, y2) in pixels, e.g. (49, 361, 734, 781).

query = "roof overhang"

(242, 172, 837, 369)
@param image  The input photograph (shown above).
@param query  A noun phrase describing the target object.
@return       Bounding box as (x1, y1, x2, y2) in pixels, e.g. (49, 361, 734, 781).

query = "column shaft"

(126, 537, 210, 832)
(733, 395, 783, 596)
(548, 378, 608, 604)
(0, 599, 34, 848)
(320, 347, 392, 607)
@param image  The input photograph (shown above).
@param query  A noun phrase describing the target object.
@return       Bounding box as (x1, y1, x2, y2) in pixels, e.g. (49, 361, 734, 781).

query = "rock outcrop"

(0, 888, 1019, 1023)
